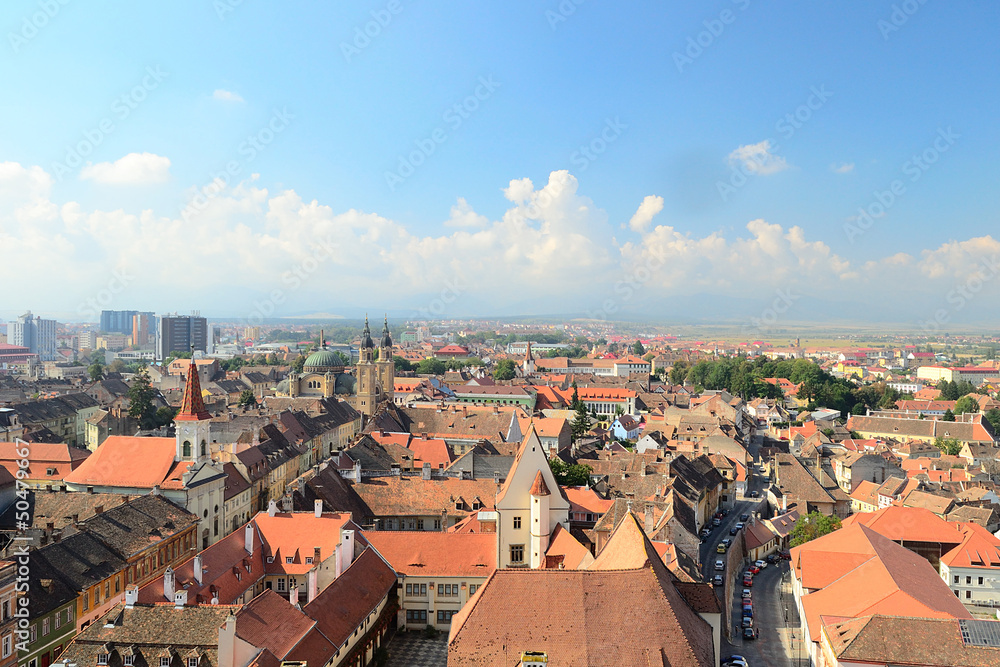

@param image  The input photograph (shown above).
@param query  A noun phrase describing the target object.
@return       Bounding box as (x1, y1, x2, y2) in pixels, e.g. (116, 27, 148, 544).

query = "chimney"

(95, 505, 104, 515)
(124, 586, 139, 608)
(218, 614, 237, 667)
(494, 470, 501, 485)
(193, 554, 204, 585)
(421, 432, 428, 440)
(422, 462, 432, 480)
(281, 495, 292, 512)
(782, 495, 788, 512)
(289, 584, 299, 607)
(353, 459, 361, 481)
(163, 567, 175, 601)
(46, 521, 54, 531)
(174, 590, 188, 608)
(72, 513, 79, 524)
(313, 546, 321, 563)
(267, 500, 277, 517)
(314, 499, 323, 518)
(244, 524, 254, 555)
(307, 568, 318, 604)
(644, 510, 655, 535)
(340, 528, 355, 574)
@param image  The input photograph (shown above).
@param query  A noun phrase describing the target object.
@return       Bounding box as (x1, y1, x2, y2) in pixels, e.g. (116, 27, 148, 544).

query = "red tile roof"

(841, 506, 962, 545)
(529, 471, 550, 496)
(364, 531, 496, 577)
(254, 511, 352, 576)
(62, 436, 191, 489)
(940, 522, 1000, 569)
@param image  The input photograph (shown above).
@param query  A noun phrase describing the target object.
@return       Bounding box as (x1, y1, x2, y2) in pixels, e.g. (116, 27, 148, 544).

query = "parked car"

(722, 538, 733, 547)
(742, 609, 753, 619)
(714, 511, 724, 519)
(779, 550, 792, 560)
(766, 554, 778, 564)
(743, 627, 757, 640)
(715, 560, 725, 571)
(729, 526, 739, 535)
(717, 543, 727, 554)
(735, 522, 745, 531)
(742, 589, 752, 599)
(742, 616, 753, 628)
(742, 578, 753, 588)
(713, 575, 724, 586)
(748, 565, 760, 575)
(755, 559, 767, 570)
(722, 508, 730, 516)
(750, 490, 760, 498)
(740, 513, 750, 521)
(712, 517, 722, 526)
(722, 656, 748, 667)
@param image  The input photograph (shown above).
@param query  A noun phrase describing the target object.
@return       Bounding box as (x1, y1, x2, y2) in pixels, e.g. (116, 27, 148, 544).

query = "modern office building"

(156, 314, 208, 359)
(8, 311, 57, 361)
(100, 309, 154, 335)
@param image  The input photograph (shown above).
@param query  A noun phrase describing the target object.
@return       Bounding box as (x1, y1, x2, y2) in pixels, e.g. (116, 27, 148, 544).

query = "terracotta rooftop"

(363, 531, 496, 577)
(940, 522, 1000, 569)
(529, 470, 551, 496)
(823, 615, 1000, 667)
(63, 436, 192, 490)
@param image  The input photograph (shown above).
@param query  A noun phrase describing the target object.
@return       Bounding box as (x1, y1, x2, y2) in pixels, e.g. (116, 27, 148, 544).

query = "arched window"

(183, 441, 192, 457)
(200, 441, 207, 457)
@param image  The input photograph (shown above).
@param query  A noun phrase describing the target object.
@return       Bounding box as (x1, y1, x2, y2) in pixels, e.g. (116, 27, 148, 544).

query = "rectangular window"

(42, 618, 49, 636)
(54, 613, 61, 630)
(417, 519, 424, 530)
(469, 584, 479, 596)
(98, 655, 109, 666)
(276, 578, 286, 592)
(434, 519, 441, 530)
(420, 584, 427, 596)
(405, 584, 412, 595)
(2, 635, 11, 658)
(954, 575, 960, 584)
(124, 656, 135, 666)
(966, 590, 972, 599)
(513, 516, 522, 530)
(405, 610, 427, 623)
(979, 577, 984, 586)
(510, 545, 524, 564)
(160, 659, 171, 667)
(285, 557, 294, 564)
(188, 659, 198, 667)
(967, 576, 972, 585)
(437, 610, 456, 623)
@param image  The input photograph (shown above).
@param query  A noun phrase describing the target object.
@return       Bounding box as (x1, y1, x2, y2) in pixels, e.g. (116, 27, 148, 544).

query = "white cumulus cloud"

(79, 152, 171, 185)
(213, 89, 245, 103)
(628, 195, 664, 233)
(727, 140, 789, 175)
(831, 162, 855, 174)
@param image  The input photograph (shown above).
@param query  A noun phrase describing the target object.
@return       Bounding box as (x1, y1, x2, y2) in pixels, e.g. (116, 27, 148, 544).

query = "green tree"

(789, 511, 842, 547)
(88, 362, 105, 382)
(570, 382, 590, 442)
(933, 436, 962, 456)
(632, 340, 645, 356)
(154, 406, 177, 428)
(107, 358, 127, 374)
(669, 360, 689, 385)
(492, 359, 517, 381)
(291, 355, 306, 373)
(393, 356, 413, 373)
(954, 395, 979, 415)
(127, 368, 159, 430)
(942, 408, 956, 422)
(238, 390, 258, 408)
(416, 358, 447, 375)
(985, 408, 1000, 433)
(549, 458, 593, 487)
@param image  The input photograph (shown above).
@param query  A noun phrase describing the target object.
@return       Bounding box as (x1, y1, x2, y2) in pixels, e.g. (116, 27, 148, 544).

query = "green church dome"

(304, 348, 342, 370)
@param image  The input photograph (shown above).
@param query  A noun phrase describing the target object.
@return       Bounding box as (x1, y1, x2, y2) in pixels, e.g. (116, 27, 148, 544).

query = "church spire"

(176, 355, 210, 421)
(361, 314, 374, 349)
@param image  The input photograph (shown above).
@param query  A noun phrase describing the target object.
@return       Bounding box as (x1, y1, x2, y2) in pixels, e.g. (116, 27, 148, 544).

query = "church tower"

(376, 315, 395, 405)
(174, 356, 211, 463)
(355, 315, 378, 416)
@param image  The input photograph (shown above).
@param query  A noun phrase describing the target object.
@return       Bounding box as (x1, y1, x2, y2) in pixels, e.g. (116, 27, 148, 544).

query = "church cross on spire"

(176, 354, 210, 421)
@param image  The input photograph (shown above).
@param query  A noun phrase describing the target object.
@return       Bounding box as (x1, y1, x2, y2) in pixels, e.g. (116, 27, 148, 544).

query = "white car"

(755, 559, 767, 569)
(715, 560, 725, 571)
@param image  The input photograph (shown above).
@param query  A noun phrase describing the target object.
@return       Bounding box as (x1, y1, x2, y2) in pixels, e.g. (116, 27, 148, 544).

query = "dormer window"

(98, 654, 109, 665)
(285, 557, 293, 564)
(124, 656, 136, 666)
(160, 658, 170, 667)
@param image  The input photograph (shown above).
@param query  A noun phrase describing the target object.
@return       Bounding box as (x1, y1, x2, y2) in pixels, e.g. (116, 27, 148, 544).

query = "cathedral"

(277, 316, 394, 416)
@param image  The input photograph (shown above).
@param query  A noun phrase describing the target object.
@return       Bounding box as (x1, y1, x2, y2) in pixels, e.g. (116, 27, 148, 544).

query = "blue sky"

(2, 1, 999, 326)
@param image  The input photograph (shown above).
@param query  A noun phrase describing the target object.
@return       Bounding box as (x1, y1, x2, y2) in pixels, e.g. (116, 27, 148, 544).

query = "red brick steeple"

(176, 357, 210, 421)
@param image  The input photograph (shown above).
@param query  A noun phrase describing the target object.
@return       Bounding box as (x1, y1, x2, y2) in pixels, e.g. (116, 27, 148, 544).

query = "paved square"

(384, 632, 449, 667)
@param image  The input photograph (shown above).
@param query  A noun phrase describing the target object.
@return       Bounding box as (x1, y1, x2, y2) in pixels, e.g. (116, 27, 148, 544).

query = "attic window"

(266, 557, 274, 563)
(124, 656, 136, 666)
(47, 468, 57, 476)
(285, 557, 293, 564)
(305, 557, 313, 564)
(98, 655, 109, 666)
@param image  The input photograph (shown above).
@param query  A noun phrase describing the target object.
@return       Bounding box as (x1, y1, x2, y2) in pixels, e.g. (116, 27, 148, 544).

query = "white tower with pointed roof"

(495, 425, 569, 568)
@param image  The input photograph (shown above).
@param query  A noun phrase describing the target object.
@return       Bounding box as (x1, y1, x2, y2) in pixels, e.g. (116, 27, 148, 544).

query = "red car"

(742, 577, 753, 587)
(748, 565, 761, 575)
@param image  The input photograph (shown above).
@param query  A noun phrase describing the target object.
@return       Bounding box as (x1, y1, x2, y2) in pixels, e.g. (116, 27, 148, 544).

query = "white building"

(939, 523, 1000, 607)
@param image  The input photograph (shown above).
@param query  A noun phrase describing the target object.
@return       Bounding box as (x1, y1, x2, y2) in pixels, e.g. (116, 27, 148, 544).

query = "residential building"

(939, 522, 1000, 607)
(364, 531, 496, 631)
(820, 616, 1000, 667)
(9, 311, 57, 361)
(0, 442, 90, 490)
(610, 415, 641, 440)
(0, 561, 16, 667)
(7, 394, 101, 447)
